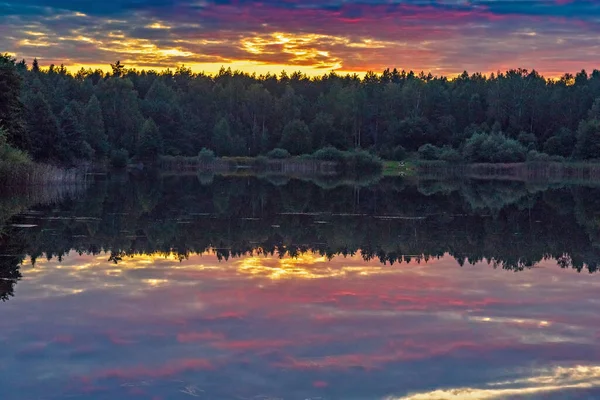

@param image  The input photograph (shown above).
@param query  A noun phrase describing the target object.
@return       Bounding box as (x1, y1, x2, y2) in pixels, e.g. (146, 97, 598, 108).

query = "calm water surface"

(2, 175, 600, 399)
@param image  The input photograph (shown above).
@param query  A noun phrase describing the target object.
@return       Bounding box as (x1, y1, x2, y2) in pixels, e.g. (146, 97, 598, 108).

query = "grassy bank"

(382, 160, 417, 177)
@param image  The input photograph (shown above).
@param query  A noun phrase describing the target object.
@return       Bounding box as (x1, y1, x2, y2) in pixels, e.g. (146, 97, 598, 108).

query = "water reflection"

(3, 175, 600, 398)
(2, 251, 600, 399)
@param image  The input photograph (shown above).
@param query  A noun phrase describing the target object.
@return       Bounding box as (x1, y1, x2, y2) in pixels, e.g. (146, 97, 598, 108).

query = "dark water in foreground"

(3, 174, 600, 399)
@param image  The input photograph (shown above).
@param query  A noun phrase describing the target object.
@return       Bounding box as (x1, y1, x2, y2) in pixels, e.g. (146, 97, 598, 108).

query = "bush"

(267, 148, 291, 159)
(527, 150, 551, 162)
(311, 146, 346, 162)
(380, 145, 407, 161)
(110, 148, 129, 168)
(437, 146, 461, 162)
(343, 149, 383, 173)
(543, 129, 575, 158)
(198, 147, 215, 164)
(517, 131, 538, 151)
(574, 120, 600, 160)
(418, 144, 440, 160)
(463, 132, 527, 163)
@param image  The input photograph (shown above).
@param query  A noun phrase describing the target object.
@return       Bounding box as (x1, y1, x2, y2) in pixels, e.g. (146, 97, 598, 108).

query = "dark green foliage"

(143, 78, 184, 155)
(543, 128, 575, 158)
(4, 60, 600, 165)
(310, 112, 336, 148)
(517, 132, 538, 151)
(59, 104, 90, 163)
(84, 95, 109, 158)
(0, 54, 25, 148)
(418, 144, 440, 160)
(98, 77, 143, 153)
(437, 146, 461, 162)
(343, 149, 383, 173)
(136, 118, 162, 163)
(110, 148, 129, 168)
(267, 148, 291, 159)
(527, 150, 552, 162)
(198, 147, 215, 163)
(590, 98, 600, 120)
(279, 119, 312, 155)
(418, 144, 461, 162)
(311, 146, 347, 162)
(463, 132, 527, 163)
(23, 91, 62, 162)
(0, 126, 29, 165)
(379, 145, 407, 161)
(212, 117, 234, 156)
(574, 120, 600, 160)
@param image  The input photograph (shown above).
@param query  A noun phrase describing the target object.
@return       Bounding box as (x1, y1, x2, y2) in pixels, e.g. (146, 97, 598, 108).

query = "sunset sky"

(1, 0, 600, 77)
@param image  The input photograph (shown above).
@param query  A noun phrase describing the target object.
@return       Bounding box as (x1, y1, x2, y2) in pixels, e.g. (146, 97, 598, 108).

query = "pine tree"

(23, 91, 62, 161)
(136, 118, 162, 163)
(98, 77, 143, 153)
(0, 54, 25, 149)
(85, 95, 109, 157)
(212, 117, 232, 156)
(59, 104, 88, 162)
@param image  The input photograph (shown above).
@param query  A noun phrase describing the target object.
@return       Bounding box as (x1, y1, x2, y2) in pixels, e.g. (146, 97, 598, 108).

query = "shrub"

(267, 148, 291, 159)
(343, 149, 383, 173)
(463, 132, 526, 163)
(574, 120, 600, 160)
(380, 145, 407, 161)
(418, 144, 440, 160)
(527, 150, 551, 162)
(437, 146, 461, 162)
(110, 148, 129, 168)
(543, 128, 575, 158)
(311, 146, 346, 162)
(198, 147, 215, 164)
(0, 127, 31, 165)
(517, 131, 538, 151)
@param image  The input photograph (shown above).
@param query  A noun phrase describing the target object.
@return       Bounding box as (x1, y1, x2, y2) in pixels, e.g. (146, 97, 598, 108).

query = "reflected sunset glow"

(3, 250, 600, 398)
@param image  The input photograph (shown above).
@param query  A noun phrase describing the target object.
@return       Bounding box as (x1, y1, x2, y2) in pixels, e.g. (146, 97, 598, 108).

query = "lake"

(2, 173, 600, 399)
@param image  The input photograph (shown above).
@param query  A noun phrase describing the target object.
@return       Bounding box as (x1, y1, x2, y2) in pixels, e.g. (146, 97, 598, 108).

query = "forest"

(2, 53, 600, 167)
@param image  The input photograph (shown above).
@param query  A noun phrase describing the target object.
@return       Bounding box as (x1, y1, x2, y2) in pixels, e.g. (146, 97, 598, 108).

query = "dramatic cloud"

(1, 0, 599, 76)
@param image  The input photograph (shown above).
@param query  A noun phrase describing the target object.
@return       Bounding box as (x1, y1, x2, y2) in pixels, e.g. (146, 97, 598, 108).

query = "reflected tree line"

(2, 174, 600, 300)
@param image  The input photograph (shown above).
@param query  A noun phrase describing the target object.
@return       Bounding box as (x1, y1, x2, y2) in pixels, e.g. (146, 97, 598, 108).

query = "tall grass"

(415, 161, 600, 184)
(0, 160, 83, 187)
(0, 130, 84, 186)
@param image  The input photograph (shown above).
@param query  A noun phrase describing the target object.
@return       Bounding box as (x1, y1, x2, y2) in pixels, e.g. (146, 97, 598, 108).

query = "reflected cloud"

(3, 251, 600, 399)
(393, 365, 600, 400)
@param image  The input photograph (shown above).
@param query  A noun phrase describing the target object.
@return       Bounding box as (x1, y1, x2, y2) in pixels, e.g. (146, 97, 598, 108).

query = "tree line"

(2, 53, 600, 165)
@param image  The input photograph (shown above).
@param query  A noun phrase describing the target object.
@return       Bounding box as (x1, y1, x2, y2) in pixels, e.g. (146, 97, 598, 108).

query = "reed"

(0, 160, 84, 187)
(415, 161, 600, 184)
